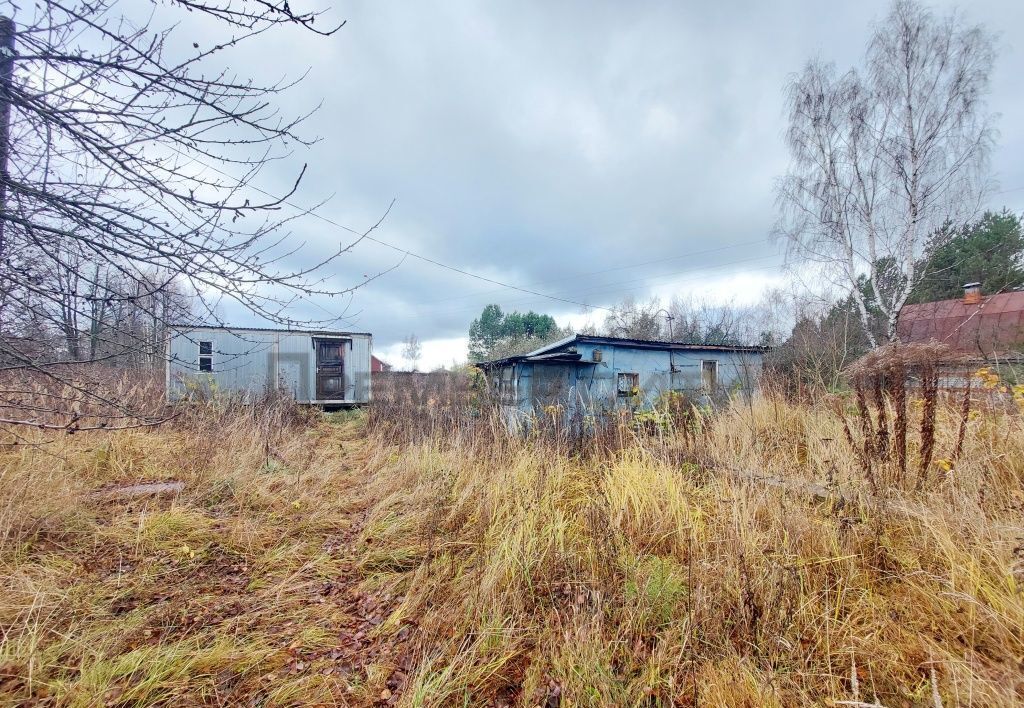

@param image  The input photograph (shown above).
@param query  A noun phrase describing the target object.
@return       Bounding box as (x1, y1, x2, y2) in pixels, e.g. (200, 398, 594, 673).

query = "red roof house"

(897, 284, 1024, 360)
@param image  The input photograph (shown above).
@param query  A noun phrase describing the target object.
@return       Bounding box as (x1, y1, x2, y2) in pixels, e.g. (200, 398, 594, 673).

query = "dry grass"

(0, 403, 391, 706)
(356, 391, 1024, 706)
(1, 384, 1024, 706)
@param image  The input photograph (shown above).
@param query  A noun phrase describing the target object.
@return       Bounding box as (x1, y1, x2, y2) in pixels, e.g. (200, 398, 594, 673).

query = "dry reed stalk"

(836, 401, 877, 493)
(836, 385, 877, 491)
(889, 359, 908, 483)
(872, 375, 890, 460)
(918, 361, 940, 489)
(854, 382, 876, 462)
(953, 378, 972, 464)
(845, 342, 962, 491)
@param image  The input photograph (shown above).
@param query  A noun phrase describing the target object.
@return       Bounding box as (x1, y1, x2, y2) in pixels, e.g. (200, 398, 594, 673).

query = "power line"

(508, 254, 779, 304)
(419, 238, 769, 305)
(186, 159, 617, 312)
(430, 261, 785, 321)
(185, 156, 777, 315)
(429, 256, 782, 319)
(360, 230, 617, 312)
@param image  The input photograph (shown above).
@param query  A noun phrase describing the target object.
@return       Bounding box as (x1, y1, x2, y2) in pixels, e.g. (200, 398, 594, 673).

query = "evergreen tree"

(910, 211, 1024, 303)
(467, 305, 564, 362)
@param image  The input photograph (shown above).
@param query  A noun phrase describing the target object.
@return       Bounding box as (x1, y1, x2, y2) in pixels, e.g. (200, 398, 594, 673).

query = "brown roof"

(897, 291, 1024, 358)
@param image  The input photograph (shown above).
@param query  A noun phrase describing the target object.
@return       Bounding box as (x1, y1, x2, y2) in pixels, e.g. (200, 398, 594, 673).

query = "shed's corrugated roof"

(478, 334, 768, 367)
(897, 291, 1024, 357)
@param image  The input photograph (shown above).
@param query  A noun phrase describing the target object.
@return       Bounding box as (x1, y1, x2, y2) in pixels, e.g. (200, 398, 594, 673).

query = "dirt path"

(273, 425, 417, 707)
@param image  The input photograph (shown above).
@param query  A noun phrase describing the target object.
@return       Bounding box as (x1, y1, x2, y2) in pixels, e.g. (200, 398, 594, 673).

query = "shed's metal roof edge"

(169, 324, 373, 336)
(478, 334, 769, 367)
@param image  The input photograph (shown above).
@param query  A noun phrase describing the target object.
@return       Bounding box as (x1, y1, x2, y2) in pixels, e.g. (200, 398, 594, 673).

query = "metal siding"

(607, 345, 671, 407)
(531, 363, 573, 405)
(348, 335, 372, 403)
(496, 362, 528, 423)
(493, 341, 763, 417)
(278, 333, 312, 401)
(167, 329, 277, 401)
(670, 351, 708, 390)
(167, 329, 373, 404)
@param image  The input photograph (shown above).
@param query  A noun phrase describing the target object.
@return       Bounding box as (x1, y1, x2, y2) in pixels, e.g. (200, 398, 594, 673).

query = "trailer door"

(314, 338, 346, 400)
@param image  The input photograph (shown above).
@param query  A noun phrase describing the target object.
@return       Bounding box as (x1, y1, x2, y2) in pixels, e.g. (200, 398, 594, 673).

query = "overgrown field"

(2, 390, 1024, 706)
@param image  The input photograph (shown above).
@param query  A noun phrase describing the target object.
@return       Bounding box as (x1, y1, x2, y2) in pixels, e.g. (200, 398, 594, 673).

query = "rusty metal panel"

(899, 292, 1024, 357)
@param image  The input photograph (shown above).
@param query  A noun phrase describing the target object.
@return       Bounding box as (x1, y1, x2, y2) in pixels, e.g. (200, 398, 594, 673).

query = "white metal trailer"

(166, 326, 372, 405)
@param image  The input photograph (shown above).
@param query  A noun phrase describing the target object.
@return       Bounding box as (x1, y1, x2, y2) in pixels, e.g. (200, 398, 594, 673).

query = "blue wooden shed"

(478, 334, 766, 420)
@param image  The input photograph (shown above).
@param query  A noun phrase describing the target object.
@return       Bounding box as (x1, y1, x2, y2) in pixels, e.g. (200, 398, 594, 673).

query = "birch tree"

(402, 333, 422, 372)
(777, 0, 995, 346)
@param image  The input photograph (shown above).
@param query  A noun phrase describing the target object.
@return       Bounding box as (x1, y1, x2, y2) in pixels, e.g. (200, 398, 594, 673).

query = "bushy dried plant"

(843, 342, 969, 490)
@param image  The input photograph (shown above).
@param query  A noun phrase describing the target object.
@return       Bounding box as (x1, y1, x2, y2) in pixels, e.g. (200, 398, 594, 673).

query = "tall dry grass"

(0, 391, 378, 705)
(0, 375, 1023, 706)
(356, 389, 1024, 706)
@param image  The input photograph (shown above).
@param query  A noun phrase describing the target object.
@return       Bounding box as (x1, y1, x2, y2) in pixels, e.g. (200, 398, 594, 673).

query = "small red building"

(371, 355, 393, 373)
(897, 283, 1024, 361)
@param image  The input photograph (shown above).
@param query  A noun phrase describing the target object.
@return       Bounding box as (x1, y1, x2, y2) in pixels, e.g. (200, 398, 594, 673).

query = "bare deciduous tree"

(0, 0, 385, 431)
(402, 333, 422, 372)
(666, 295, 750, 346)
(602, 296, 664, 340)
(598, 294, 774, 347)
(777, 0, 995, 346)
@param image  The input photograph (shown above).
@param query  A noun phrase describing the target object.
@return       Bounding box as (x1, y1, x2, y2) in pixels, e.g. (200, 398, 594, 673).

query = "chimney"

(963, 282, 982, 305)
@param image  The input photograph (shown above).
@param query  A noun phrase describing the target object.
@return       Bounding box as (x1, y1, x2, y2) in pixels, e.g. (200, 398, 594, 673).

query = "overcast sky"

(215, 1, 1024, 369)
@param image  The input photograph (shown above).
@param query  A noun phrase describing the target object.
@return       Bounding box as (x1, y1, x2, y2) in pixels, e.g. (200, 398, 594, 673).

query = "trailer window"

(199, 341, 213, 372)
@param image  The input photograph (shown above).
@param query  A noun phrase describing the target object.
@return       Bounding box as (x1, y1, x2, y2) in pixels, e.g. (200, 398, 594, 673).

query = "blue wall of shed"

(495, 341, 761, 419)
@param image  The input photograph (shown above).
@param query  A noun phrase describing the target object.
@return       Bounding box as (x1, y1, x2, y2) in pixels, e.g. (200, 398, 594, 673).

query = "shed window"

(701, 360, 718, 389)
(198, 340, 213, 372)
(617, 372, 639, 397)
(498, 365, 516, 404)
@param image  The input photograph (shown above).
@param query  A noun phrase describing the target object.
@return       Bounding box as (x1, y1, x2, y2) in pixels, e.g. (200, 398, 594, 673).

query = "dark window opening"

(701, 360, 718, 389)
(617, 372, 639, 397)
(498, 365, 516, 404)
(199, 340, 213, 372)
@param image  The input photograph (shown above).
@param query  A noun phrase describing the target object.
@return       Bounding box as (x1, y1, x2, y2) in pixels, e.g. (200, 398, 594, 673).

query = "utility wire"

(420, 262, 786, 322)
(420, 238, 769, 305)
(178, 157, 612, 311)
(432, 256, 783, 319)
(186, 156, 780, 314)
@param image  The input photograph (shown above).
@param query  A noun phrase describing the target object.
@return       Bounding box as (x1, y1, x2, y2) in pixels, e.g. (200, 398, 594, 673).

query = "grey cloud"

(212, 0, 1024, 354)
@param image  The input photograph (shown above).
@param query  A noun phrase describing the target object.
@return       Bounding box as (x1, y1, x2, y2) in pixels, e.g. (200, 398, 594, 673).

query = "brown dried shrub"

(843, 342, 968, 490)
